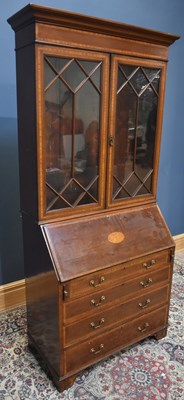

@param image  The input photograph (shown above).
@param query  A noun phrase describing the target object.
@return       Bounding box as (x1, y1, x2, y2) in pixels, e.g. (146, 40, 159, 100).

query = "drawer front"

(64, 250, 170, 300)
(64, 285, 169, 346)
(65, 305, 168, 373)
(64, 266, 170, 322)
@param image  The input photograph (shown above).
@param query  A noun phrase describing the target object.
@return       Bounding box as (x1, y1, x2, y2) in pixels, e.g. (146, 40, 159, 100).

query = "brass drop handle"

(90, 318, 105, 329)
(140, 278, 153, 288)
(89, 276, 105, 288)
(90, 343, 104, 354)
(91, 296, 106, 307)
(143, 259, 156, 269)
(138, 298, 151, 309)
(138, 322, 150, 333)
(109, 135, 114, 147)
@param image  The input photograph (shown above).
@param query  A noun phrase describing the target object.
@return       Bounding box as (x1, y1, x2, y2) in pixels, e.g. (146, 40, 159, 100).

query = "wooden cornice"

(8, 3, 179, 47)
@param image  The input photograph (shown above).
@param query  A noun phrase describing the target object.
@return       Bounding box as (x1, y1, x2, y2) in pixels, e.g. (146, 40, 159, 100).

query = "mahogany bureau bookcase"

(8, 4, 179, 392)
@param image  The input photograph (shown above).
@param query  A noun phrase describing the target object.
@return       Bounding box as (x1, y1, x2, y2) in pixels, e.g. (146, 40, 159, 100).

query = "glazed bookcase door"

(37, 46, 109, 221)
(107, 56, 166, 208)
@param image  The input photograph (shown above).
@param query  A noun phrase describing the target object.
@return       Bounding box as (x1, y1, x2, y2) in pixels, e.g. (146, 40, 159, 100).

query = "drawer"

(64, 285, 169, 346)
(63, 250, 170, 300)
(64, 305, 168, 373)
(64, 266, 171, 322)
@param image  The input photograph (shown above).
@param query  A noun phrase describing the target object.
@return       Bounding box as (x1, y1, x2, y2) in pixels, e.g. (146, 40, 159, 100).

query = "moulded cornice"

(7, 3, 180, 47)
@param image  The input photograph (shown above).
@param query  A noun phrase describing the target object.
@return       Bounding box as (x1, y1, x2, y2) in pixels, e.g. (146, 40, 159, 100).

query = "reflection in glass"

(117, 69, 126, 92)
(116, 186, 130, 199)
(142, 68, 160, 93)
(61, 60, 86, 92)
(44, 56, 101, 211)
(45, 80, 73, 171)
(114, 84, 136, 185)
(80, 61, 101, 90)
(130, 69, 148, 95)
(113, 64, 160, 201)
(136, 89, 158, 182)
(120, 65, 137, 78)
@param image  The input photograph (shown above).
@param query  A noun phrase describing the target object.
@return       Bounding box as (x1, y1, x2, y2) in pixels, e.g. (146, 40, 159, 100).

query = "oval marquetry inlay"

(108, 231, 125, 244)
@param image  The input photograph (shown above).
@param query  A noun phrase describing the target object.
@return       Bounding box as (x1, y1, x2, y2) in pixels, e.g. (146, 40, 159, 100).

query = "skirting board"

(0, 234, 184, 313)
(0, 279, 25, 313)
(173, 233, 184, 251)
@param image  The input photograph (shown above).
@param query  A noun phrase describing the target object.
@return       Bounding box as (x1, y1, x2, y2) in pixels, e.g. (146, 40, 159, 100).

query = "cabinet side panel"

(22, 215, 61, 377)
(16, 44, 38, 218)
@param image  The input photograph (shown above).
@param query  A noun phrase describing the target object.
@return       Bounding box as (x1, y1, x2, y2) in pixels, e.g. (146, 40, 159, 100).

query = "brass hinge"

(170, 248, 175, 263)
(63, 285, 69, 301)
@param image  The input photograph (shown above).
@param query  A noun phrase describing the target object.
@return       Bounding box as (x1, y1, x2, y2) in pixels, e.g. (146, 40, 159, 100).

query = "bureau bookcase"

(8, 5, 179, 391)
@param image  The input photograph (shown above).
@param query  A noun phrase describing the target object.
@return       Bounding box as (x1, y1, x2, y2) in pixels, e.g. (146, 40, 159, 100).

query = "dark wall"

(0, 0, 183, 284)
(0, 118, 24, 284)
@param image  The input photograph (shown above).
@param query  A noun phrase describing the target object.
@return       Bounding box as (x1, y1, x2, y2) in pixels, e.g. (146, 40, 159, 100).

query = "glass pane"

(62, 181, 84, 205)
(113, 76, 137, 196)
(80, 60, 98, 75)
(88, 179, 98, 200)
(124, 173, 141, 196)
(113, 178, 121, 198)
(112, 63, 160, 201)
(152, 76, 160, 93)
(76, 60, 101, 90)
(44, 56, 101, 211)
(116, 187, 129, 199)
(46, 186, 56, 208)
(136, 185, 150, 195)
(142, 68, 160, 94)
(78, 192, 95, 205)
(61, 60, 86, 92)
(45, 80, 73, 172)
(75, 80, 100, 191)
(130, 68, 148, 95)
(90, 68, 101, 91)
(144, 174, 152, 191)
(46, 57, 69, 73)
(44, 59, 57, 88)
(121, 65, 137, 78)
(135, 88, 158, 182)
(117, 68, 127, 92)
(50, 197, 69, 210)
